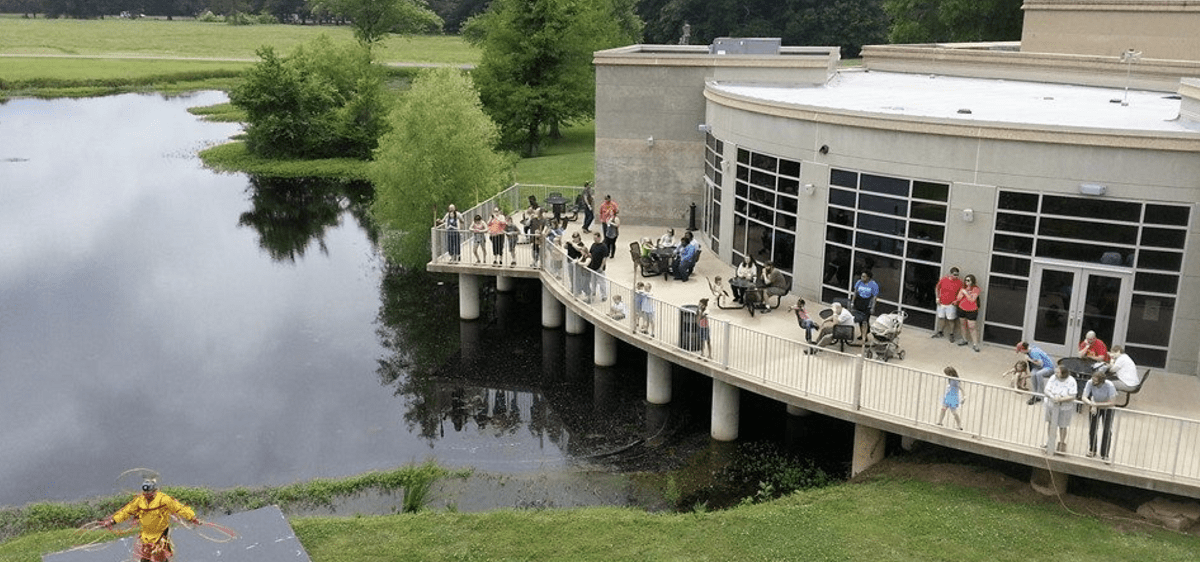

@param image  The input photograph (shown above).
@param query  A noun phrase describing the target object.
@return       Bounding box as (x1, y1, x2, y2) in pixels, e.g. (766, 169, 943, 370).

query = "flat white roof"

(711, 69, 1197, 134)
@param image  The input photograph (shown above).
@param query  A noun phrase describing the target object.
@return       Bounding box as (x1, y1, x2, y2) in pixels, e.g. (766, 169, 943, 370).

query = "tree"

(638, 0, 887, 59)
(884, 0, 1023, 44)
(229, 35, 390, 159)
(370, 67, 515, 267)
(307, 0, 442, 48)
(469, 0, 640, 156)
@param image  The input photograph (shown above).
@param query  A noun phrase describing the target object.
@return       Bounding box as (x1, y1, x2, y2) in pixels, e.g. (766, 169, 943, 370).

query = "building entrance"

(1026, 262, 1132, 359)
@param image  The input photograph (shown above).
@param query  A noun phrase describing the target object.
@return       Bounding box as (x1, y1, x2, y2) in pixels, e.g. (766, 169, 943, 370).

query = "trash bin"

(679, 304, 701, 351)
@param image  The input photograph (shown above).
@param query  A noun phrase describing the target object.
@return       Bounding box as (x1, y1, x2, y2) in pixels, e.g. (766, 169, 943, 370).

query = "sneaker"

(1026, 396, 1038, 405)
(931, 332, 943, 339)
(1057, 442, 1067, 453)
(957, 340, 969, 347)
(973, 345, 980, 352)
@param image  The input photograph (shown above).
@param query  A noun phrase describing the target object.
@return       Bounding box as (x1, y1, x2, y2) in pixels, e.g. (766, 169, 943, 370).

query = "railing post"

(1171, 418, 1184, 477)
(720, 319, 731, 369)
(973, 382, 986, 438)
(852, 354, 864, 410)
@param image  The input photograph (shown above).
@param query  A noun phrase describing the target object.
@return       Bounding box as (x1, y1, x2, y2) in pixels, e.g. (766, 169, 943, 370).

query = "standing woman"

(1044, 364, 1078, 455)
(487, 210, 507, 266)
(604, 208, 620, 258)
(955, 274, 982, 352)
(439, 204, 463, 262)
(469, 214, 487, 263)
(850, 270, 879, 340)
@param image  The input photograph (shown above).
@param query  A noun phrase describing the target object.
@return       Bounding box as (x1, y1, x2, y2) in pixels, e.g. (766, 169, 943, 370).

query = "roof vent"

(957, 109, 973, 114)
(710, 37, 781, 55)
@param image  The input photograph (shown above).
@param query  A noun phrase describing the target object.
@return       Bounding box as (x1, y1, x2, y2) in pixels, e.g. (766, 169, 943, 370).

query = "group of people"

(931, 266, 982, 352)
(729, 254, 787, 309)
(1010, 333, 1141, 459)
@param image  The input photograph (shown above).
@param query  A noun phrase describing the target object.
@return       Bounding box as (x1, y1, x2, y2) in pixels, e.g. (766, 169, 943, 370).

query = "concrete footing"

(594, 328, 617, 367)
(646, 354, 672, 404)
(1030, 467, 1071, 496)
(711, 379, 740, 441)
(851, 424, 886, 477)
(496, 275, 515, 292)
(565, 308, 586, 335)
(786, 404, 809, 417)
(541, 285, 562, 329)
(459, 273, 480, 320)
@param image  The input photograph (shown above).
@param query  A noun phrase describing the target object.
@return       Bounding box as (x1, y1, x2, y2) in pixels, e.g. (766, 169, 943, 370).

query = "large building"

(593, 2, 1200, 374)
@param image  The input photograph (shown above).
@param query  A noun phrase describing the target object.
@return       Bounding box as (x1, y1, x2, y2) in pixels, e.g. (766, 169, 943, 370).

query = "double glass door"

(1025, 262, 1132, 359)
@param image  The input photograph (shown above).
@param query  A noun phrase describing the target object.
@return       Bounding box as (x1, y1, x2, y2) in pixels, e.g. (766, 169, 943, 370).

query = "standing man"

(932, 267, 963, 342)
(580, 182, 595, 233)
(1016, 341, 1055, 405)
(103, 479, 199, 562)
(586, 231, 608, 302)
(598, 194, 619, 235)
(1082, 370, 1117, 460)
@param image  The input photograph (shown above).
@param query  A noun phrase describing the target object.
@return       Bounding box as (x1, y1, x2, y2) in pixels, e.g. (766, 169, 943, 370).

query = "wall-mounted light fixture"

(801, 183, 816, 196)
(646, 136, 655, 147)
(1079, 183, 1107, 196)
(698, 123, 712, 133)
(818, 144, 830, 155)
(962, 208, 974, 223)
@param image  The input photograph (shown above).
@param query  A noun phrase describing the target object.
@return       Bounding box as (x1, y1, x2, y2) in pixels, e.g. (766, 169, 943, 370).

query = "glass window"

(859, 193, 908, 216)
(993, 233, 1034, 255)
(1140, 227, 1187, 249)
(984, 276, 1029, 327)
(830, 169, 857, 188)
(737, 148, 750, 164)
(1137, 250, 1183, 271)
(984, 325, 1023, 347)
(828, 188, 856, 208)
(912, 181, 950, 202)
(1134, 272, 1178, 294)
(860, 174, 909, 196)
(827, 207, 854, 228)
(736, 181, 749, 198)
(779, 159, 801, 178)
(1039, 218, 1136, 244)
(910, 202, 947, 223)
(778, 177, 799, 196)
(1144, 204, 1190, 226)
(858, 214, 906, 237)
(906, 241, 942, 263)
(902, 262, 939, 308)
(736, 165, 749, 182)
(908, 222, 944, 242)
(750, 169, 776, 189)
(856, 232, 904, 257)
(1042, 195, 1141, 221)
(1126, 295, 1175, 346)
(826, 226, 853, 245)
(853, 252, 901, 302)
(823, 243, 852, 289)
(1036, 239, 1116, 264)
(995, 212, 1036, 235)
(990, 254, 1031, 277)
(778, 195, 798, 215)
(750, 152, 777, 172)
(775, 213, 797, 230)
(999, 191, 1038, 212)
(774, 232, 795, 270)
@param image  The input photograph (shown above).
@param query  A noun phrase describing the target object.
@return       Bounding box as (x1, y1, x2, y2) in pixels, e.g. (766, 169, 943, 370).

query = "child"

(936, 366, 964, 430)
(697, 298, 711, 358)
(1001, 360, 1031, 392)
(504, 214, 520, 267)
(608, 294, 628, 320)
(639, 283, 656, 337)
(469, 214, 487, 263)
(633, 282, 646, 332)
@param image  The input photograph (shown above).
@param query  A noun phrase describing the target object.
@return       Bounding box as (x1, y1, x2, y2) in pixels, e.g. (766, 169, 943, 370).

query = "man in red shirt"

(1078, 330, 1110, 361)
(932, 267, 963, 342)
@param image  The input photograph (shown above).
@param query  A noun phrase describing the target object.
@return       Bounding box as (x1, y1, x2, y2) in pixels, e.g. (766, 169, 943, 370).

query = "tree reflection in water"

(238, 176, 377, 262)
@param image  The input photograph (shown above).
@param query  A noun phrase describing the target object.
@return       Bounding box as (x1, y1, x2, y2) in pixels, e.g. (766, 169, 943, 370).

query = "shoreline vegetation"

(4, 15, 1199, 562)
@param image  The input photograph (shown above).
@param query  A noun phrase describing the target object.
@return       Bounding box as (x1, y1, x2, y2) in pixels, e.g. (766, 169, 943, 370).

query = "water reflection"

(239, 176, 376, 262)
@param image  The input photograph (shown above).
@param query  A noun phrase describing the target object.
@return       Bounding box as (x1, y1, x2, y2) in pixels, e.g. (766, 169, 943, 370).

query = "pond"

(0, 92, 850, 512)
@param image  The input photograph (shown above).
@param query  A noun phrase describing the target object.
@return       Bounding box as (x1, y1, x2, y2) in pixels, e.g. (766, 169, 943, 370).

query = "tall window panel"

(703, 133, 724, 254)
(822, 169, 949, 330)
(730, 147, 801, 282)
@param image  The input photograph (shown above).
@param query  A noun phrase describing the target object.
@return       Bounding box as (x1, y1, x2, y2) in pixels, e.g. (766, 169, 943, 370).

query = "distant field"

(0, 15, 478, 64)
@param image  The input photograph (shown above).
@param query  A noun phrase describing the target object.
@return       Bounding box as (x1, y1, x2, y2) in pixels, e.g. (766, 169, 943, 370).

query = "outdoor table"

(1060, 356, 1105, 399)
(545, 193, 570, 221)
(728, 277, 756, 312)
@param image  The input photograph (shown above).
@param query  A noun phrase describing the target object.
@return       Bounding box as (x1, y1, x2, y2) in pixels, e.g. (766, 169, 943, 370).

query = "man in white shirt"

(806, 302, 855, 354)
(1106, 345, 1141, 392)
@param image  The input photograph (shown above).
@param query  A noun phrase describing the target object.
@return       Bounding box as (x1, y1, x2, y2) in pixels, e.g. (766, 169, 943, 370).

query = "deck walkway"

(428, 189, 1200, 500)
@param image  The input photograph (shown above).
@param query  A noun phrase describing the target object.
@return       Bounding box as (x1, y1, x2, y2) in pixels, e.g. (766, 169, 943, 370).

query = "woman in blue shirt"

(850, 270, 880, 339)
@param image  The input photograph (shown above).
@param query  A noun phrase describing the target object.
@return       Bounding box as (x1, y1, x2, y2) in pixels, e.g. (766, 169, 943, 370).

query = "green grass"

(513, 122, 595, 186)
(5, 476, 1197, 561)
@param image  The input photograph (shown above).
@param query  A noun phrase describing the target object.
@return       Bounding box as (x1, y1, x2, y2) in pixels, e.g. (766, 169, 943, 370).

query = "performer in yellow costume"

(103, 479, 199, 562)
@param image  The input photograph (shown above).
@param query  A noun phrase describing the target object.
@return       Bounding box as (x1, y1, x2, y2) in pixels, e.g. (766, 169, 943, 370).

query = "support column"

(900, 435, 918, 452)
(566, 308, 587, 335)
(496, 275, 515, 292)
(459, 273, 480, 320)
(711, 379, 740, 441)
(594, 328, 617, 367)
(541, 285, 562, 329)
(646, 354, 672, 404)
(851, 424, 886, 477)
(786, 404, 809, 417)
(1030, 467, 1070, 496)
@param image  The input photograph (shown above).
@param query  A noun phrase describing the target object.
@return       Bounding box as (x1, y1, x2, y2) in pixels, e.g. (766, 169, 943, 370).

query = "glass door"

(1026, 262, 1131, 358)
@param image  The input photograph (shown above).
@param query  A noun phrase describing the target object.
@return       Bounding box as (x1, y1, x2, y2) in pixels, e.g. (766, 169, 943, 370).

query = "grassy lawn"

(5, 476, 1198, 562)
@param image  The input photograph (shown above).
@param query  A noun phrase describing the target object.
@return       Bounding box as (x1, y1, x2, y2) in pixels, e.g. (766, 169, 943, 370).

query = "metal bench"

(1115, 368, 1151, 408)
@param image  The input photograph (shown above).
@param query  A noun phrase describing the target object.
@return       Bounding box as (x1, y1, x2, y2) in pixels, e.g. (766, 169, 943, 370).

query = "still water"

(0, 92, 663, 508)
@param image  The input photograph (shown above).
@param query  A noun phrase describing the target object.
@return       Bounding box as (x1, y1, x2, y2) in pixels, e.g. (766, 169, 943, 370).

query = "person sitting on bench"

(806, 302, 855, 354)
(1105, 345, 1141, 392)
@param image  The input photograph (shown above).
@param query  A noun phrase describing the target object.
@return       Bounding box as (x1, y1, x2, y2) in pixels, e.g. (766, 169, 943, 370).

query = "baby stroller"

(863, 310, 907, 362)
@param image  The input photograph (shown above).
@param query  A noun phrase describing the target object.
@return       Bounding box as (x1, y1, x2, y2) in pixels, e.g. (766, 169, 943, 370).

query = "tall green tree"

(884, 0, 1023, 44)
(307, 0, 442, 48)
(468, 0, 640, 156)
(370, 67, 515, 267)
(229, 35, 390, 159)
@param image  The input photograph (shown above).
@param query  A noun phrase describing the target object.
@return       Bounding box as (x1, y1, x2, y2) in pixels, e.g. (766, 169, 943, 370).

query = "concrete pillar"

(459, 273, 480, 320)
(711, 379, 740, 441)
(594, 328, 617, 366)
(786, 404, 809, 417)
(900, 435, 918, 452)
(566, 308, 587, 335)
(851, 424, 886, 477)
(541, 285, 563, 329)
(496, 275, 515, 292)
(1030, 467, 1071, 497)
(646, 354, 672, 404)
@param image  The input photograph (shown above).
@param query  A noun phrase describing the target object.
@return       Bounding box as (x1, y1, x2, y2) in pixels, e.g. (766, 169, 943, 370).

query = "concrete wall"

(1022, 1, 1200, 61)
